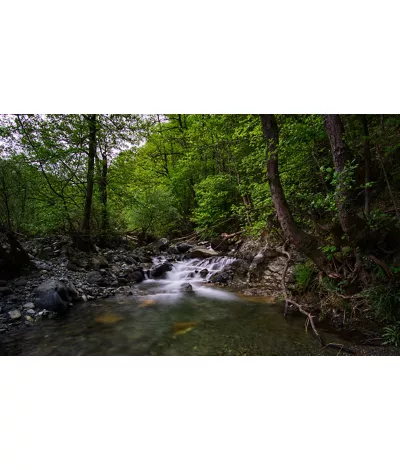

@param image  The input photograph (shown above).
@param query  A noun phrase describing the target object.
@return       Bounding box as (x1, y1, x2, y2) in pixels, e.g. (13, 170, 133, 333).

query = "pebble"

(26, 309, 36, 315)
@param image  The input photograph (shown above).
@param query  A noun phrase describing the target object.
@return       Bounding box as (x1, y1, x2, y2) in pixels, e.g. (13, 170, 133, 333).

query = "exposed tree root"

(280, 241, 357, 354)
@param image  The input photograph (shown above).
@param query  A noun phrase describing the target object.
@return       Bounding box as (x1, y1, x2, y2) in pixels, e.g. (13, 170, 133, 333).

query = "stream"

(5, 257, 349, 355)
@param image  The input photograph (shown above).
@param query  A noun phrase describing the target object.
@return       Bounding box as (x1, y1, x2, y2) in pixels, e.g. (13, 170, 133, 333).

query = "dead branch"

(368, 254, 394, 279)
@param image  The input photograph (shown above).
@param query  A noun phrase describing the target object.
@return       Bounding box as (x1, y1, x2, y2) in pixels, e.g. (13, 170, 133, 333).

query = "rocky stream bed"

(0, 235, 398, 355)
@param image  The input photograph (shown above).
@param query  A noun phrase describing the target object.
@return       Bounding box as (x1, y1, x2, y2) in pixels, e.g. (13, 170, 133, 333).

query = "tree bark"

(99, 148, 108, 236)
(360, 115, 371, 217)
(81, 114, 97, 239)
(260, 115, 329, 272)
(323, 114, 366, 242)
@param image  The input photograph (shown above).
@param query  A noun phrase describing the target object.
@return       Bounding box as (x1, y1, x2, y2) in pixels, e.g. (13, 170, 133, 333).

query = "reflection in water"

(6, 257, 348, 355)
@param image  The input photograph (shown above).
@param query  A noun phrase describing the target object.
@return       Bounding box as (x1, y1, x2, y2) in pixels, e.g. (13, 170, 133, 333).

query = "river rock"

(131, 269, 145, 282)
(87, 271, 109, 287)
(177, 243, 192, 253)
(209, 269, 234, 284)
(34, 279, 70, 313)
(168, 245, 180, 255)
(66, 260, 81, 272)
(23, 302, 35, 309)
(199, 268, 209, 278)
(151, 262, 173, 278)
(211, 237, 232, 252)
(9, 309, 21, 320)
(150, 238, 169, 254)
(180, 283, 193, 292)
(91, 255, 109, 270)
(186, 247, 219, 259)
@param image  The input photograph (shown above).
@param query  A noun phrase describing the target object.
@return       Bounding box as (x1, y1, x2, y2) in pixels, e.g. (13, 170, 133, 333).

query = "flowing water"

(5, 257, 349, 355)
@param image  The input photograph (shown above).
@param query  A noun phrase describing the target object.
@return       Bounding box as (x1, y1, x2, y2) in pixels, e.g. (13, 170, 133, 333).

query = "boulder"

(168, 245, 180, 255)
(186, 247, 219, 259)
(150, 238, 169, 254)
(209, 269, 234, 284)
(211, 237, 232, 252)
(150, 262, 173, 278)
(177, 243, 192, 253)
(34, 279, 70, 313)
(131, 269, 145, 283)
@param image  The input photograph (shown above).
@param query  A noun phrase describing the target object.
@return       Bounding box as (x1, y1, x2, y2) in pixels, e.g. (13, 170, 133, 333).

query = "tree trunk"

(260, 115, 329, 272)
(81, 114, 97, 244)
(323, 114, 366, 242)
(100, 150, 108, 235)
(360, 115, 371, 217)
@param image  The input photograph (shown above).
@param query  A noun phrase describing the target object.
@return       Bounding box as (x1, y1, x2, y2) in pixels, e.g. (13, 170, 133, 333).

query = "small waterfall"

(143, 255, 237, 300)
(165, 256, 235, 282)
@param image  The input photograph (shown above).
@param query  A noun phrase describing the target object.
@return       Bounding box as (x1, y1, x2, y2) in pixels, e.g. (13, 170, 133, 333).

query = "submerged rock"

(180, 283, 193, 292)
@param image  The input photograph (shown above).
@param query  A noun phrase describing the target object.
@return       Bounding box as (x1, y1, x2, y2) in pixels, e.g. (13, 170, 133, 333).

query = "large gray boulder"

(35, 279, 70, 313)
(186, 247, 219, 259)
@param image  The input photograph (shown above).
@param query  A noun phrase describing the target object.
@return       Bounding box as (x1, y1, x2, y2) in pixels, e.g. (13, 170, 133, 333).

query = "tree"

(323, 114, 367, 245)
(80, 114, 97, 246)
(260, 114, 329, 272)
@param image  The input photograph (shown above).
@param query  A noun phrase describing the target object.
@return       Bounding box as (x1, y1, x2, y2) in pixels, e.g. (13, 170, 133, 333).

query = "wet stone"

(23, 302, 35, 309)
(9, 309, 22, 320)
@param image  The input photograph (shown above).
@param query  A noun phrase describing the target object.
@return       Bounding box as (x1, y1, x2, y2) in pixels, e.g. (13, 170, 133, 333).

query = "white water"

(140, 256, 238, 301)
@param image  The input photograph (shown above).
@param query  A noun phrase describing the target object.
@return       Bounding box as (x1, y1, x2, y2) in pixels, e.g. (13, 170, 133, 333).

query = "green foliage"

(321, 245, 338, 260)
(294, 262, 316, 292)
(125, 188, 181, 237)
(363, 284, 400, 323)
(192, 174, 238, 236)
(382, 322, 400, 347)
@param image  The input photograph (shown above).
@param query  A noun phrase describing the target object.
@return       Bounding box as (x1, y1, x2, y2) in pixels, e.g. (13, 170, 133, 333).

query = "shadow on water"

(5, 257, 350, 355)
